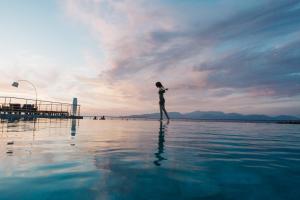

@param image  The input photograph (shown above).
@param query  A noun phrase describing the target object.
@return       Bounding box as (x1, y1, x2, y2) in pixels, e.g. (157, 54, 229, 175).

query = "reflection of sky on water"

(0, 119, 300, 199)
(154, 121, 167, 166)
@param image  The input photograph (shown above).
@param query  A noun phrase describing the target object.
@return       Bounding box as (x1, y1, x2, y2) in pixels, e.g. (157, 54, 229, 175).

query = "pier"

(0, 96, 82, 119)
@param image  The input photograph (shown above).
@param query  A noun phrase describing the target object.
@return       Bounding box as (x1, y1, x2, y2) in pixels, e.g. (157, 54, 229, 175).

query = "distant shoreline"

(111, 111, 300, 124)
(102, 116, 300, 124)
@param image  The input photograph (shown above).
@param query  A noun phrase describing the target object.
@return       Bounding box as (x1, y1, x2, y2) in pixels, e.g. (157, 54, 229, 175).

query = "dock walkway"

(0, 96, 82, 119)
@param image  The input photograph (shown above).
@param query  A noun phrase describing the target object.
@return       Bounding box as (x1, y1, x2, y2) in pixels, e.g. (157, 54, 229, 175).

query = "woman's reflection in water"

(154, 121, 169, 166)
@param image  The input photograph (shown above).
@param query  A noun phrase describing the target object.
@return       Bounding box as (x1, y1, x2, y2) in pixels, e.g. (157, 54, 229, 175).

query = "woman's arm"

(161, 87, 168, 92)
(160, 88, 167, 93)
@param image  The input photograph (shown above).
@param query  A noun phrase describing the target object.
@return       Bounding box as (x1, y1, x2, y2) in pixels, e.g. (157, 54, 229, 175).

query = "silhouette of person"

(155, 82, 170, 121)
(154, 121, 168, 166)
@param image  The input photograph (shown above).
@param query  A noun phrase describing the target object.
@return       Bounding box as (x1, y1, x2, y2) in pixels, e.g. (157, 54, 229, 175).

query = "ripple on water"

(0, 119, 300, 200)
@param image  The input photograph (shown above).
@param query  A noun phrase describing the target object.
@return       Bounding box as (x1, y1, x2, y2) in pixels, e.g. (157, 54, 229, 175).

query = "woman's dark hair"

(155, 82, 163, 88)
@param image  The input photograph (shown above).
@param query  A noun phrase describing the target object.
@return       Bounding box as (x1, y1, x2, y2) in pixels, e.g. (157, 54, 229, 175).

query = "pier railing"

(0, 96, 80, 117)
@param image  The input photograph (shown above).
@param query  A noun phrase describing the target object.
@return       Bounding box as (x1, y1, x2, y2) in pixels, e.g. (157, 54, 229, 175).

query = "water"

(0, 119, 300, 200)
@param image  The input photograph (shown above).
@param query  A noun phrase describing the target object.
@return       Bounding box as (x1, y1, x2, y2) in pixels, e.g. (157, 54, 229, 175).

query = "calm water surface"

(0, 119, 300, 200)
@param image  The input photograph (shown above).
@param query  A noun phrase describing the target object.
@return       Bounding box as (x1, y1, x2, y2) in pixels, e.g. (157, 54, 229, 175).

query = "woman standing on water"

(156, 82, 170, 121)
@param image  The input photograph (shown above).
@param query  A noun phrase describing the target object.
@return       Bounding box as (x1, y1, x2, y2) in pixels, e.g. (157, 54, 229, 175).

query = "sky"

(0, 0, 299, 116)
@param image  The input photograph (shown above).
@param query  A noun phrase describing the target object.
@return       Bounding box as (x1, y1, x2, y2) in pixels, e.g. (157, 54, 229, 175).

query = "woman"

(155, 82, 170, 121)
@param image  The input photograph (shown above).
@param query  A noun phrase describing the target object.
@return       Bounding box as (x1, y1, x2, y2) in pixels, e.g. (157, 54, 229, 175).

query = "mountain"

(126, 111, 299, 121)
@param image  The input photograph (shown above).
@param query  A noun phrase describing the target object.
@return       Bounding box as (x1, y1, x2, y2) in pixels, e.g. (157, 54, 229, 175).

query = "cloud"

(192, 0, 300, 97)
(197, 39, 300, 97)
(0, 51, 85, 103)
(62, 0, 300, 115)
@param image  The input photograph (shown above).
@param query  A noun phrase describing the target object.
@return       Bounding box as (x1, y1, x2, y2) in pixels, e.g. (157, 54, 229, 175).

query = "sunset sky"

(0, 0, 299, 116)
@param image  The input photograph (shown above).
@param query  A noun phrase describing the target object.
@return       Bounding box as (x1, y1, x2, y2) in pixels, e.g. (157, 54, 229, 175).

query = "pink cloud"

(60, 0, 300, 116)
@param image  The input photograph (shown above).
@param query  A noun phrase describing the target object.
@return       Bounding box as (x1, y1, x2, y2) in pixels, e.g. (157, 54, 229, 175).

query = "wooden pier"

(0, 96, 82, 119)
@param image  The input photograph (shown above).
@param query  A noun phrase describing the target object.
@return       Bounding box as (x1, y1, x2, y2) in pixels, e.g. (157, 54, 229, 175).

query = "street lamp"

(12, 80, 38, 108)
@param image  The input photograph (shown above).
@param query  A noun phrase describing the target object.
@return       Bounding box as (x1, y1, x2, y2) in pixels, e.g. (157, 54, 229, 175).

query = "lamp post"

(12, 80, 38, 109)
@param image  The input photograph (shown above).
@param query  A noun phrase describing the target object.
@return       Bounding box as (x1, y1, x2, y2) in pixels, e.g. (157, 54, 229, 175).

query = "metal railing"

(0, 96, 81, 117)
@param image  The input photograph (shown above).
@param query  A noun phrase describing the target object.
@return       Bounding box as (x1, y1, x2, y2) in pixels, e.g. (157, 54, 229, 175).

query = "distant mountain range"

(126, 111, 300, 121)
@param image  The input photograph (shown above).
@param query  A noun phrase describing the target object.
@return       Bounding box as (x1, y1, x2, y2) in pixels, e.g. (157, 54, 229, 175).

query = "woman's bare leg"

(162, 105, 170, 120)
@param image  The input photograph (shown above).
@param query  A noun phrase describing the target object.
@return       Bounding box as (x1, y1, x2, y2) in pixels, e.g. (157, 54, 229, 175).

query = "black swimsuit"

(159, 89, 165, 106)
